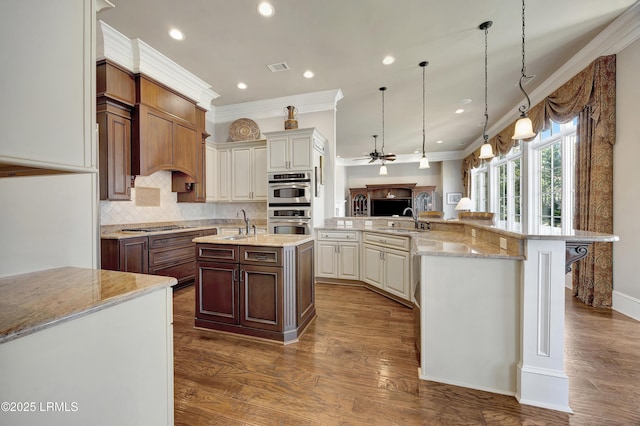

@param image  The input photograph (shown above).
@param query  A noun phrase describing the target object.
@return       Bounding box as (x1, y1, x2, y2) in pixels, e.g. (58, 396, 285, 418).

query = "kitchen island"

(192, 234, 315, 344)
(0, 267, 176, 426)
(317, 217, 618, 413)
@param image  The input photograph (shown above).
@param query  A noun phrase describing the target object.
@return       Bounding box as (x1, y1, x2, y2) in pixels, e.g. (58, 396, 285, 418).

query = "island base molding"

(516, 364, 572, 413)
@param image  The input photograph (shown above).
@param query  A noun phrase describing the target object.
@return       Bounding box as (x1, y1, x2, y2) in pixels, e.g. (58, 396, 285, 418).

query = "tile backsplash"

(100, 171, 266, 225)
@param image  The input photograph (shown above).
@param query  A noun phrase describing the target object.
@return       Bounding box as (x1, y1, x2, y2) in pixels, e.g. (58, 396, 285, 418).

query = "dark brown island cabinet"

(194, 239, 315, 344)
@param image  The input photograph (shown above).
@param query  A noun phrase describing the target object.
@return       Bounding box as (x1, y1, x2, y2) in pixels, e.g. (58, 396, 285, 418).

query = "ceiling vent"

(267, 62, 290, 72)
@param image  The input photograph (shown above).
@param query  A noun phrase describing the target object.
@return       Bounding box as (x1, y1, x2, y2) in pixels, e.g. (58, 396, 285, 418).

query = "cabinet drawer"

(149, 260, 196, 285)
(197, 244, 239, 262)
(149, 231, 200, 249)
(240, 246, 283, 267)
(317, 230, 359, 241)
(363, 232, 410, 251)
(149, 245, 194, 267)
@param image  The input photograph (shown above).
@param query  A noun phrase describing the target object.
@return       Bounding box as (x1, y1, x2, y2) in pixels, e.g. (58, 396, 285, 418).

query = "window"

(470, 118, 576, 232)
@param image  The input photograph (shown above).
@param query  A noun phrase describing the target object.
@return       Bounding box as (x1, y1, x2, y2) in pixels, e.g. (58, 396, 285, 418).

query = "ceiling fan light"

(479, 142, 494, 159)
(379, 164, 388, 175)
(419, 155, 430, 169)
(512, 115, 536, 140)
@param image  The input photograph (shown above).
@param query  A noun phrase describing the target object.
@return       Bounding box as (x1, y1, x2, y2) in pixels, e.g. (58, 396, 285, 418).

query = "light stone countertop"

(317, 226, 523, 259)
(101, 225, 218, 240)
(193, 233, 314, 247)
(0, 267, 176, 344)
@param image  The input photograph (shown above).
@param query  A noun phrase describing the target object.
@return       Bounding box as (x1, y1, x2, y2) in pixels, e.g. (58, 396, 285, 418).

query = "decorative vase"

(284, 105, 298, 130)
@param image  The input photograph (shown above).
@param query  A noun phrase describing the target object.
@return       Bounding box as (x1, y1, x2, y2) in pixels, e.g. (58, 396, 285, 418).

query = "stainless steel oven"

(268, 206, 312, 235)
(268, 172, 312, 205)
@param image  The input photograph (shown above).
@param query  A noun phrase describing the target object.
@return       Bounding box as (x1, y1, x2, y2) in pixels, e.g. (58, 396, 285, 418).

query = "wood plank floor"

(173, 283, 640, 425)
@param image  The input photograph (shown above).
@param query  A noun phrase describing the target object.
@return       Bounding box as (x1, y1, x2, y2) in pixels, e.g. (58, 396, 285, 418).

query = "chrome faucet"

(403, 207, 419, 229)
(237, 209, 250, 235)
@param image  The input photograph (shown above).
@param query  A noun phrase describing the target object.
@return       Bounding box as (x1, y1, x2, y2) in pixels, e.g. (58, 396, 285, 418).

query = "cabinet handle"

(240, 270, 244, 283)
(233, 269, 237, 282)
(255, 254, 267, 260)
(337, 245, 341, 253)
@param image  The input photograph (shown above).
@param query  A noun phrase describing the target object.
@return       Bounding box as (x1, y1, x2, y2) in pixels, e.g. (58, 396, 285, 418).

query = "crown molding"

(213, 89, 344, 122)
(463, 2, 640, 158)
(96, 20, 219, 110)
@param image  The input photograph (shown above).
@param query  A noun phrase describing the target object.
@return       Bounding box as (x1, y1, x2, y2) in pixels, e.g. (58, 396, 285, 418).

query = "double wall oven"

(268, 172, 312, 235)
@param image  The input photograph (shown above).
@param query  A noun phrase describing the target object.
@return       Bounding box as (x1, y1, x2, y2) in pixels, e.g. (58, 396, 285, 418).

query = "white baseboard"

(613, 290, 640, 321)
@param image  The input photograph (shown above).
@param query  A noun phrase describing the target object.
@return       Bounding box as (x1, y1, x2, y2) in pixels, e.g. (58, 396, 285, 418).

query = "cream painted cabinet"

(231, 144, 267, 201)
(205, 143, 217, 201)
(1, 0, 96, 174)
(216, 147, 231, 201)
(316, 230, 360, 280)
(362, 232, 411, 300)
(265, 128, 326, 172)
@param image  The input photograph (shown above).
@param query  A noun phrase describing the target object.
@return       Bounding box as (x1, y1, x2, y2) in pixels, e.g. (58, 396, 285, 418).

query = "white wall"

(440, 159, 464, 219)
(613, 38, 640, 320)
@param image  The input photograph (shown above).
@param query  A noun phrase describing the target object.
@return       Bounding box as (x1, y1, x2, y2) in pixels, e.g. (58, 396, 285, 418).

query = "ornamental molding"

(96, 20, 219, 110)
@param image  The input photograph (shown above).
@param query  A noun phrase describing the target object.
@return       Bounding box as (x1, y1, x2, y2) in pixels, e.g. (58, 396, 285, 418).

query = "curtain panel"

(461, 55, 616, 307)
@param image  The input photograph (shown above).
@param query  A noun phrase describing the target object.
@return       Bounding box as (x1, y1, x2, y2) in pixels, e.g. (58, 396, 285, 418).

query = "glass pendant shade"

(379, 164, 388, 175)
(419, 155, 430, 169)
(479, 142, 494, 159)
(512, 115, 536, 140)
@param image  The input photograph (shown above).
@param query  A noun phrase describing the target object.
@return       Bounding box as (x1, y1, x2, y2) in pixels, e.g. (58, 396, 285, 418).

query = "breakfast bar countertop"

(0, 267, 176, 344)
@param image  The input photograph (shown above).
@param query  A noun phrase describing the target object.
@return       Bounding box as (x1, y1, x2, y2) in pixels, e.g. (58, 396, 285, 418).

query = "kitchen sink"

(222, 235, 249, 240)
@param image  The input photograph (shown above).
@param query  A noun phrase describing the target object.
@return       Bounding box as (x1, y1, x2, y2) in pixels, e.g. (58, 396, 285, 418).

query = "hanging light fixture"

(379, 86, 389, 175)
(512, 0, 536, 140)
(418, 61, 430, 169)
(478, 21, 495, 160)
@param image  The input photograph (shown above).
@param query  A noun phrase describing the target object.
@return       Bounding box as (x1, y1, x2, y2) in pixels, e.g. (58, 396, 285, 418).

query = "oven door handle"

(269, 184, 310, 189)
(271, 219, 310, 225)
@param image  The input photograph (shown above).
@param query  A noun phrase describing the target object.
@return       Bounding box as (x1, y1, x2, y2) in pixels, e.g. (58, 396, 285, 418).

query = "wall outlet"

(471, 228, 476, 238)
(500, 237, 508, 250)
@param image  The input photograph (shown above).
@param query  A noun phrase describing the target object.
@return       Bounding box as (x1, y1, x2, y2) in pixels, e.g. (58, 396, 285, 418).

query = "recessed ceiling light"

(437, 140, 444, 144)
(460, 98, 472, 105)
(414, 149, 420, 154)
(237, 82, 247, 90)
(455, 109, 464, 114)
(303, 70, 314, 79)
(257, 2, 275, 17)
(382, 56, 395, 65)
(168, 28, 184, 40)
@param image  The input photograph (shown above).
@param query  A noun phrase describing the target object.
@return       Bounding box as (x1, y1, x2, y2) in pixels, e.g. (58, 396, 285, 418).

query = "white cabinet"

(316, 230, 360, 280)
(205, 143, 217, 201)
(265, 128, 326, 172)
(231, 144, 267, 201)
(1, 0, 96, 173)
(361, 232, 411, 300)
(216, 147, 231, 201)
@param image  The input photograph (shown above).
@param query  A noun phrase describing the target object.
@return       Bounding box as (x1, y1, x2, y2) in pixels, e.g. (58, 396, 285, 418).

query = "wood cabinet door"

(361, 244, 384, 289)
(252, 146, 268, 200)
(196, 261, 239, 324)
(383, 248, 410, 299)
(338, 243, 360, 280)
(267, 137, 288, 171)
(205, 144, 217, 201)
(296, 241, 315, 327)
(231, 147, 251, 200)
(98, 111, 131, 201)
(118, 237, 148, 274)
(290, 135, 312, 170)
(239, 264, 283, 332)
(316, 241, 338, 278)
(173, 121, 198, 179)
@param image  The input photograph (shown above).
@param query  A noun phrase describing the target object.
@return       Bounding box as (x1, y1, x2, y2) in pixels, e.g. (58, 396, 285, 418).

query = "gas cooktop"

(121, 225, 194, 233)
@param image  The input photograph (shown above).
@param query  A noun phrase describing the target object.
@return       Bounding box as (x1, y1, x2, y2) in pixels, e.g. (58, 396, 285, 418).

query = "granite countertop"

(0, 267, 176, 344)
(101, 225, 218, 240)
(193, 233, 314, 247)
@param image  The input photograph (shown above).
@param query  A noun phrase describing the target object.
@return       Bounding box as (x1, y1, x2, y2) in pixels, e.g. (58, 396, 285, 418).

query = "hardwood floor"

(173, 283, 640, 425)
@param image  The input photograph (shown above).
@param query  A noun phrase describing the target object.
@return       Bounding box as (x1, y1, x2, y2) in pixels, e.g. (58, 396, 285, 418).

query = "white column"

(516, 239, 572, 413)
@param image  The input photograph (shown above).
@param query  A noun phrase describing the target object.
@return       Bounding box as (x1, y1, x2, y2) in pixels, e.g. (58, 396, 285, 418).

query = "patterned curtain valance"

(462, 55, 616, 196)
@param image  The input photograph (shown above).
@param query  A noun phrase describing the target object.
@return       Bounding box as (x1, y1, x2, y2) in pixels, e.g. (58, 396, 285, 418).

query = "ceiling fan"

(354, 134, 396, 163)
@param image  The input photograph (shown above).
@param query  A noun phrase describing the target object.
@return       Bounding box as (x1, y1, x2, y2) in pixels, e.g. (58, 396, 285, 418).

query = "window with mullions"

(533, 118, 576, 232)
(472, 167, 488, 212)
(492, 142, 521, 230)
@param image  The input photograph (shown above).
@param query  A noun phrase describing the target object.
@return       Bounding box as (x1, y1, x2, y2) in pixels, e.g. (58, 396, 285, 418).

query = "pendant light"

(512, 0, 536, 140)
(418, 61, 430, 169)
(379, 86, 388, 175)
(478, 21, 495, 160)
